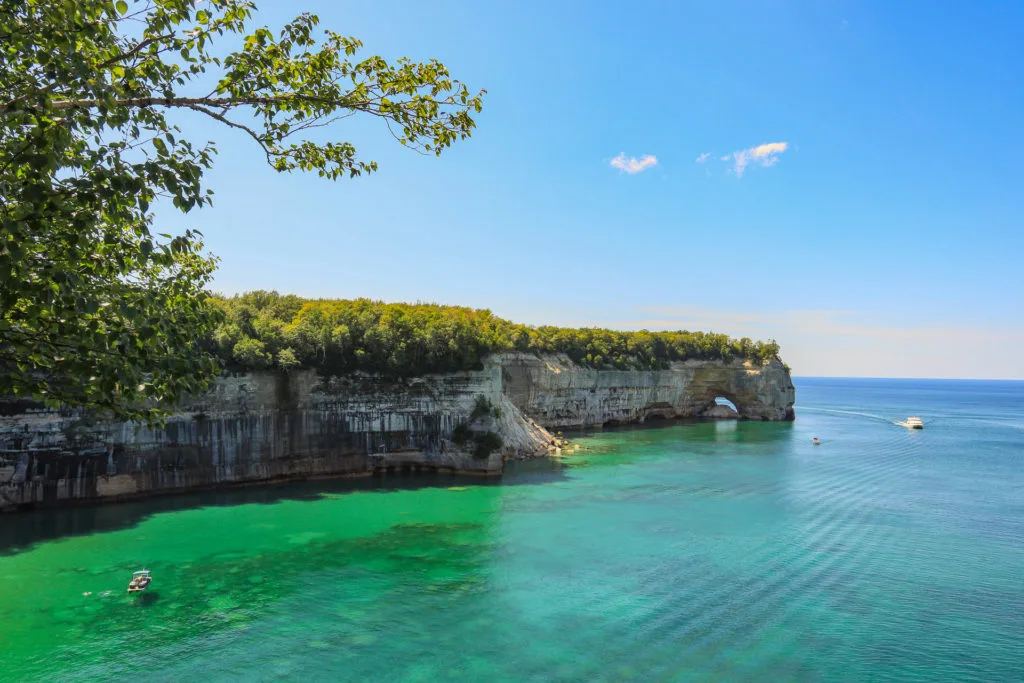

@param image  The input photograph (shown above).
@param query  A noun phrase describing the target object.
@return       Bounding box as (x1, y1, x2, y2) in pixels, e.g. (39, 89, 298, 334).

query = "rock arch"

(688, 362, 795, 421)
(701, 396, 739, 419)
(500, 354, 796, 428)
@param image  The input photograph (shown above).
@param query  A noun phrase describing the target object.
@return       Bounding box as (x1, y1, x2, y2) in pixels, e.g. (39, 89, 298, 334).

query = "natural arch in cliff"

(687, 361, 795, 421)
(701, 396, 740, 419)
(716, 397, 737, 411)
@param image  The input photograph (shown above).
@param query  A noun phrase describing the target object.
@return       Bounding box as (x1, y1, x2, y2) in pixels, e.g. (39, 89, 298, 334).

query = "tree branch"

(181, 103, 273, 162)
(95, 33, 175, 70)
(0, 93, 463, 116)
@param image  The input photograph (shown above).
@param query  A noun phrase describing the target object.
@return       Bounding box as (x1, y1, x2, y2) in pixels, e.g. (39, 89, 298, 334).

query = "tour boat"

(898, 417, 924, 430)
(127, 570, 152, 593)
(811, 437, 821, 445)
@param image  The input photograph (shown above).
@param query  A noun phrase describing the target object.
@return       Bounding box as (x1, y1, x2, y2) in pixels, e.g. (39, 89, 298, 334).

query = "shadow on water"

(133, 591, 160, 607)
(0, 462, 572, 557)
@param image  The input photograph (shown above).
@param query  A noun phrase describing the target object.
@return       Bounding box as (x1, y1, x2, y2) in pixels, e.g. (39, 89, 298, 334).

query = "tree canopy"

(0, 0, 485, 420)
(210, 291, 783, 376)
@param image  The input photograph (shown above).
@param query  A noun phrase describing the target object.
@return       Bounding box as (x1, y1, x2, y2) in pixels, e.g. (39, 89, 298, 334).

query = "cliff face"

(501, 355, 795, 428)
(0, 354, 793, 510)
(0, 367, 544, 511)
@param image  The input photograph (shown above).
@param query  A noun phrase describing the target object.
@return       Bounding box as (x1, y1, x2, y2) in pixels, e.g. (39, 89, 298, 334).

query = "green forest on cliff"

(210, 291, 782, 375)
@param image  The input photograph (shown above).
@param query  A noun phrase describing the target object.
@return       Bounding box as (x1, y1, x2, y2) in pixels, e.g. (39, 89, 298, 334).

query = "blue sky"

(155, 1, 1024, 379)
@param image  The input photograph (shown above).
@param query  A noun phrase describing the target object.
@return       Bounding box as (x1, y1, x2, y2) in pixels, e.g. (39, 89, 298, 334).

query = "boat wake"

(797, 407, 896, 424)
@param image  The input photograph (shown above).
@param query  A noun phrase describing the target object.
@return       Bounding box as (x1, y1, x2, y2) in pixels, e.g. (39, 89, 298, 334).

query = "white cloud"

(729, 141, 789, 177)
(695, 152, 711, 163)
(610, 153, 658, 174)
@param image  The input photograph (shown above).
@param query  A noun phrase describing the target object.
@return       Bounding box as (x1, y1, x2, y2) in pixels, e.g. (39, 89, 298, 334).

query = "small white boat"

(811, 437, 821, 445)
(897, 417, 924, 430)
(127, 570, 152, 593)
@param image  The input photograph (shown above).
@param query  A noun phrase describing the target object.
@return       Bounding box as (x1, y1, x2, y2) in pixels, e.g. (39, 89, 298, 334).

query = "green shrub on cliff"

(209, 291, 784, 375)
(472, 431, 504, 459)
(277, 348, 301, 370)
(232, 337, 272, 369)
(449, 424, 502, 457)
(451, 424, 473, 446)
(471, 395, 494, 421)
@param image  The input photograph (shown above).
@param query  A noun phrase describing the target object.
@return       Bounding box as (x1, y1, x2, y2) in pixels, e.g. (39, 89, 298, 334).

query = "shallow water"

(1, 378, 1022, 681)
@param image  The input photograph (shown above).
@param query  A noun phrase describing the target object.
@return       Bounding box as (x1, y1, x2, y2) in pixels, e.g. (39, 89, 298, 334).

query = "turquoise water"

(1, 378, 1022, 681)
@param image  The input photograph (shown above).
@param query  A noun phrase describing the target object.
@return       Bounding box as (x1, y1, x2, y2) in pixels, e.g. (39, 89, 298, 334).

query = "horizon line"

(793, 375, 1024, 382)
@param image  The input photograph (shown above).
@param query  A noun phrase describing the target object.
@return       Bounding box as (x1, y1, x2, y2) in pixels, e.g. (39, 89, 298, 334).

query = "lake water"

(1, 378, 1022, 681)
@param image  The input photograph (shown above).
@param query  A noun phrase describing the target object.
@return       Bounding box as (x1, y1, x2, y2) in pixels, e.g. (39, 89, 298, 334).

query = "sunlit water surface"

(1, 378, 1021, 681)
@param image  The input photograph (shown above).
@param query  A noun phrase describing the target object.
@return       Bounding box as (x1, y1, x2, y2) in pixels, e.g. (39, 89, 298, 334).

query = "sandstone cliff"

(0, 354, 793, 510)
(501, 354, 794, 427)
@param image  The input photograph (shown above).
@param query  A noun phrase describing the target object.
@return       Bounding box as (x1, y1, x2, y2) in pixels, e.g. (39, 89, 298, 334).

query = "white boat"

(897, 417, 924, 430)
(127, 570, 152, 593)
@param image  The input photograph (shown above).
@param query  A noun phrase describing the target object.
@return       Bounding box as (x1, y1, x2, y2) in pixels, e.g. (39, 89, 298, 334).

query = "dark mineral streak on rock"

(0, 355, 794, 510)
